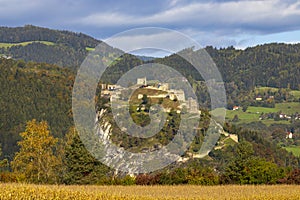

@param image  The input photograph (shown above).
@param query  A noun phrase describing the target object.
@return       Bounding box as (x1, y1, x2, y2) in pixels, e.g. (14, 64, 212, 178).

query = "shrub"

(0, 172, 18, 183)
(280, 169, 300, 184)
(135, 174, 160, 185)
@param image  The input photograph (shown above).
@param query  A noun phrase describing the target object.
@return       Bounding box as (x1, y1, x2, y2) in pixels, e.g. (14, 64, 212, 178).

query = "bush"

(188, 172, 219, 185)
(111, 175, 136, 185)
(0, 172, 19, 183)
(280, 169, 300, 184)
(135, 174, 160, 185)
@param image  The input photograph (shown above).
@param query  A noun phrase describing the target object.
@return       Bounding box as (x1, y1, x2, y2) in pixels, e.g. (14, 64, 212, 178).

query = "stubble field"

(0, 183, 300, 200)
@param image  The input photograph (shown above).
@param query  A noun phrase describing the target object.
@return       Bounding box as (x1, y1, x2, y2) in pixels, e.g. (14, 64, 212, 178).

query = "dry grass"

(1, 183, 300, 199)
(130, 88, 180, 110)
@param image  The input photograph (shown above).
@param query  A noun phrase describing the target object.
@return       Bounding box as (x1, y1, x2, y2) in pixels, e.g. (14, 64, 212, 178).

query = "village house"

(286, 131, 293, 139)
(279, 113, 292, 119)
(232, 106, 239, 111)
(279, 114, 286, 119)
(255, 97, 263, 101)
(1, 55, 12, 59)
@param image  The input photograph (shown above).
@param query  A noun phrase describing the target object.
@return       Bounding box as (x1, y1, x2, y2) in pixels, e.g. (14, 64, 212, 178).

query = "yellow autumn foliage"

(11, 119, 61, 184)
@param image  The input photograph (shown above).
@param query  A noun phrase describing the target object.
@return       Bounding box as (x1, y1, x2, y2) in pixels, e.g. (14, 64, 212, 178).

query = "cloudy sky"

(1, 0, 300, 53)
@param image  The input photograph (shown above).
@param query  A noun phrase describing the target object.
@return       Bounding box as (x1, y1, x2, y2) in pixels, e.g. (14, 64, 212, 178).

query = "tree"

(11, 119, 61, 183)
(222, 141, 254, 183)
(63, 127, 111, 185)
(241, 157, 285, 184)
(242, 103, 248, 112)
(232, 114, 239, 122)
(222, 141, 285, 184)
(283, 169, 300, 184)
(0, 144, 8, 171)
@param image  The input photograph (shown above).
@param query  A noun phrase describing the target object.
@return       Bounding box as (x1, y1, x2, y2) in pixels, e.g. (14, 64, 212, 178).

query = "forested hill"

(0, 25, 300, 91)
(154, 44, 300, 91)
(0, 58, 74, 157)
(206, 44, 300, 90)
(0, 25, 100, 67)
(149, 44, 300, 109)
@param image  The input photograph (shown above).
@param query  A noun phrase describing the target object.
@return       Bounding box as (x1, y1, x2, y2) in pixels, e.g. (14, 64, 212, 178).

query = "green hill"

(0, 25, 100, 68)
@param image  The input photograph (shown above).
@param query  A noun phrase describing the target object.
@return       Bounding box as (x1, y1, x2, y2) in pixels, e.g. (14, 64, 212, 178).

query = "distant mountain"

(136, 55, 157, 61)
(2, 26, 299, 92)
(0, 25, 101, 68)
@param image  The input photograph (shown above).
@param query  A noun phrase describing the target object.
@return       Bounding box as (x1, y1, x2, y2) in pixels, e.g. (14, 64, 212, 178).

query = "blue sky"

(1, 0, 300, 52)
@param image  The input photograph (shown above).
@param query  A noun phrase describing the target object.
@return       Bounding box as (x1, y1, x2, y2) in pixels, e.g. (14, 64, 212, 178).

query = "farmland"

(225, 102, 300, 125)
(255, 86, 300, 99)
(285, 146, 300, 157)
(290, 90, 300, 99)
(0, 183, 300, 200)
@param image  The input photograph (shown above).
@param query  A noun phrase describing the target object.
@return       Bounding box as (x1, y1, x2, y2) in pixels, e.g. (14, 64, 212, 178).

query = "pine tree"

(63, 127, 111, 184)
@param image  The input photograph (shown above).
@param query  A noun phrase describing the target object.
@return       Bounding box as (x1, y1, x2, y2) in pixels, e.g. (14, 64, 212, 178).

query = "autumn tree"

(11, 119, 61, 183)
(0, 144, 8, 171)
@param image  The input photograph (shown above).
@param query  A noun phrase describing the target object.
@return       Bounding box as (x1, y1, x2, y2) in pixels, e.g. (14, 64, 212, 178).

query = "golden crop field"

(0, 183, 300, 200)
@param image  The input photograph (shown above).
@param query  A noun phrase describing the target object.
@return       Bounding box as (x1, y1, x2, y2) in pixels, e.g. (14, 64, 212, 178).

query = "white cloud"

(78, 12, 133, 26)
(1, 0, 300, 49)
(78, 0, 300, 35)
(168, 0, 182, 7)
(104, 28, 200, 54)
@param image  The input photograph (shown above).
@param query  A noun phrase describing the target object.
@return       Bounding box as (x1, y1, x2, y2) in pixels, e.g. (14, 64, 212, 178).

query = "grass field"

(255, 86, 279, 93)
(0, 184, 299, 200)
(86, 47, 95, 51)
(0, 41, 55, 48)
(255, 86, 300, 99)
(290, 90, 300, 98)
(225, 102, 300, 125)
(285, 146, 300, 157)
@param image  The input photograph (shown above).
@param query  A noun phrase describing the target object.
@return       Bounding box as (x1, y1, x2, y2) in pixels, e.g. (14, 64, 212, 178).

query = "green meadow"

(255, 86, 300, 99)
(285, 146, 300, 157)
(223, 102, 300, 125)
(0, 41, 55, 48)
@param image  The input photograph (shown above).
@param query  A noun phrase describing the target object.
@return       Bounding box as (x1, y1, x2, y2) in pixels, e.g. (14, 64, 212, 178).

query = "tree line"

(0, 119, 299, 185)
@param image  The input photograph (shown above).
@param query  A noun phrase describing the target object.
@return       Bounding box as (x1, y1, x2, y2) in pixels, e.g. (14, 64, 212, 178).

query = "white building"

(158, 83, 169, 91)
(169, 89, 185, 102)
(286, 132, 293, 139)
(187, 97, 198, 114)
(137, 77, 147, 85)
